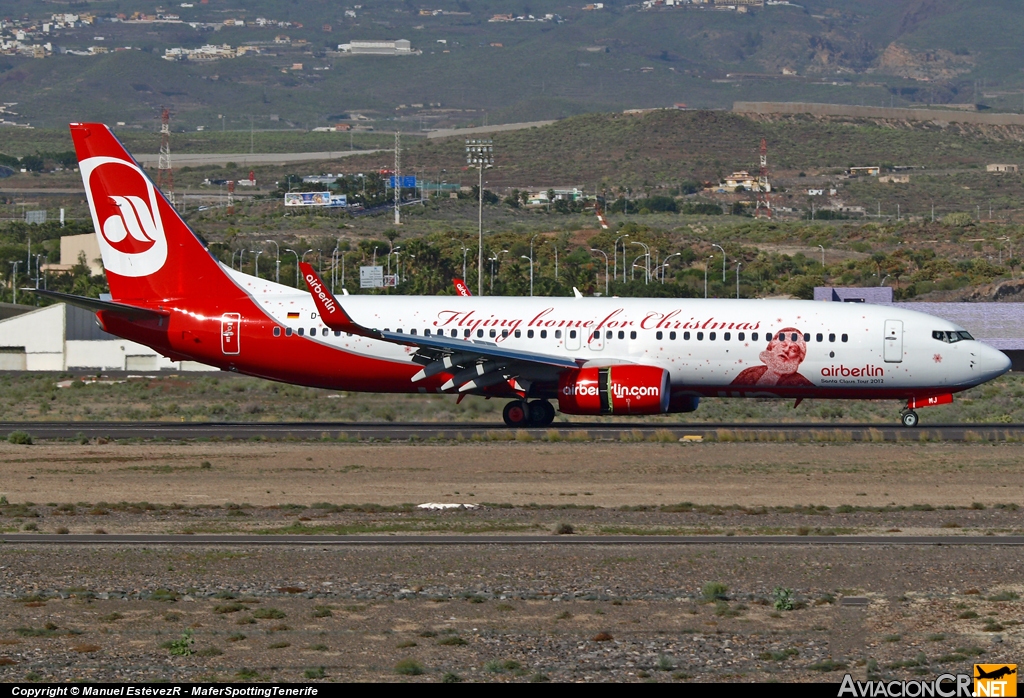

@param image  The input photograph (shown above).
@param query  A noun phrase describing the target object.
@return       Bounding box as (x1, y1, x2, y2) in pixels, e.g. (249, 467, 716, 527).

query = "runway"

(2, 534, 1022, 546)
(3, 420, 1023, 441)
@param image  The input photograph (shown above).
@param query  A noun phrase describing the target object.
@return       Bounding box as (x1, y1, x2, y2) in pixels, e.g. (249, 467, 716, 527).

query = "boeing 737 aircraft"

(39, 123, 1012, 428)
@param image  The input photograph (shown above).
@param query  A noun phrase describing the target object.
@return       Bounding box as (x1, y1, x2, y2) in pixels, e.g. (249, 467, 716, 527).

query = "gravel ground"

(0, 545, 1020, 683)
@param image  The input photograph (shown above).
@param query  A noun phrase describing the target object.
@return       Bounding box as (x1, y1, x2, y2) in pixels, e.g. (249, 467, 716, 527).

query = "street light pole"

(705, 256, 713, 299)
(10, 261, 18, 305)
(285, 248, 300, 287)
(265, 240, 280, 284)
(521, 255, 534, 296)
(712, 243, 726, 282)
(251, 250, 263, 279)
(662, 252, 681, 285)
(613, 234, 629, 283)
(466, 138, 494, 295)
(590, 248, 609, 296)
(736, 262, 742, 299)
(631, 241, 650, 284)
(818, 244, 825, 269)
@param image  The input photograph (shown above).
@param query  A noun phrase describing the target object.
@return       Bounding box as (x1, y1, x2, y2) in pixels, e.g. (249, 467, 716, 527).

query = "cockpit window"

(933, 330, 973, 343)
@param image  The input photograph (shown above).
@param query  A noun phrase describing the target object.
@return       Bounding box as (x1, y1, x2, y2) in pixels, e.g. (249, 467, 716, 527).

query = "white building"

(337, 39, 417, 55)
(0, 303, 214, 372)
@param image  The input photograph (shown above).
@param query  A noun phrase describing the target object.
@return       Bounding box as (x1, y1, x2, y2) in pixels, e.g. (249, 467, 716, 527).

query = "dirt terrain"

(0, 439, 1022, 683)
(2, 440, 1024, 510)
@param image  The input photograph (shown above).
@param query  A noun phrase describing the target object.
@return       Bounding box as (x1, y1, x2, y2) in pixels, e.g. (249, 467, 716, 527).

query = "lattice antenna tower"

(156, 107, 175, 206)
(755, 137, 772, 219)
(394, 131, 401, 225)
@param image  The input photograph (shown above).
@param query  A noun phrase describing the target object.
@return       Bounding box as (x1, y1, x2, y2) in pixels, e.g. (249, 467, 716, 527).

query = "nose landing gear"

(900, 409, 919, 428)
(502, 400, 556, 428)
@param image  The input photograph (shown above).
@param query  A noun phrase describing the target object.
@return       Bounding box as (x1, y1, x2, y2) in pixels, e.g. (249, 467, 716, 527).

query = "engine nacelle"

(558, 365, 670, 415)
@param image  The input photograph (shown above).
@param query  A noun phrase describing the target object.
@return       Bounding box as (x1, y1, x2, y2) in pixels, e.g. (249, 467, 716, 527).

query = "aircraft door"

(221, 312, 241, 355)
(883, 319, 903, 363)
(565, 328, 582, 351)
(588, 328, 605, 351)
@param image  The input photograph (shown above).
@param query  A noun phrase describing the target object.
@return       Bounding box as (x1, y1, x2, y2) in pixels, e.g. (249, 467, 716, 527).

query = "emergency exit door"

(883, 320, 903, 363)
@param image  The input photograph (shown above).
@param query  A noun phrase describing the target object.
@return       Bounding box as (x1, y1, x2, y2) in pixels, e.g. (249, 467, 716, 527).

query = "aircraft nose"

(981, 344, 1012, 378)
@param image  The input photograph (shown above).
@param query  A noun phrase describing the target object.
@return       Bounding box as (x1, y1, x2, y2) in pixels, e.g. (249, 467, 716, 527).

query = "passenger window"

(411, 329, 417, 335)
(541, 330, 547, 339)
(670, 331, 676, 340)
(528, 329, 534, 338)
(724, 332, 730, 341)
(464, 329, 471, 338)
(751, 332, 758, 342)
(425, 329, 431, 336)
(803, 333, 810, 342)
(285, 327, 293, 336)
(697, 332, 704, 341)
(829, 333, 835, 342)
(684, 332, 691, 340)
(273, 326, 281, 337)
(841, 334, 848, 342)
(816, 333, 823, 342)
(297, 327, 304, 336)
(335, 330, 341, 337)
(310, 328, 317, 336)
(630, 331, 637, 340)
(569, 330, 576, 339)
(656, 331, 663, 340)
(477, 330, 484, 338)
(555, 330, 562, 339)
(606, 331, 612, 339)
(593, 331, 600, 340)
(618, 331, 625, 340)
(489, 329, 496, 338)
(738, 332, 744, 341)
(709, 332, 716, 341)
(502, 329, 509, 338)
(765, 333, 772, 342)
(791, 333, 799, 342)
(514, 329, 521, 338)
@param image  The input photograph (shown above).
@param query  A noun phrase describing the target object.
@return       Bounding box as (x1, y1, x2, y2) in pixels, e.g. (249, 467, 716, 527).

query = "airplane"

(37, 122, 1012, 429)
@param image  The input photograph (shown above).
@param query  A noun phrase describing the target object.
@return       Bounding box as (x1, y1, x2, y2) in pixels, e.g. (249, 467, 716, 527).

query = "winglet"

(299, 262, 381, 339)
(453, 278, 472, 296)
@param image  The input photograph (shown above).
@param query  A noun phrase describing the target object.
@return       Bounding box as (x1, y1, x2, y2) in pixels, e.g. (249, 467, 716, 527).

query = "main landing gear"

(502, 400, 556, 428)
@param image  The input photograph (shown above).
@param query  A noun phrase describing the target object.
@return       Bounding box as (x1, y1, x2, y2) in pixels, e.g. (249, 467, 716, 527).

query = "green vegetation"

(394, 658, 424, 676)
(701, 582, 729, 602)
(166, 629, 194, 657)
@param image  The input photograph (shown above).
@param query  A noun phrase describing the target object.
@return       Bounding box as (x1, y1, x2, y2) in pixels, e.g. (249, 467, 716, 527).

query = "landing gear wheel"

(901, 410, 919, 428)
(503, 400, 529, 428)
(528, 400, 556, 428)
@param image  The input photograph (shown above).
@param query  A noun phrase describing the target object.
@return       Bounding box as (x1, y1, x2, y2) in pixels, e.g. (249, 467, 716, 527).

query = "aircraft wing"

(299, 263, 580, 394)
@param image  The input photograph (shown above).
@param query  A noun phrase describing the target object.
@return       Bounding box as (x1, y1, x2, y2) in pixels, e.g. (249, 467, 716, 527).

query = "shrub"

(303, 667, 326, 679)
(395, 659, 424, 676)
(772, 587, 795, 611)
(312, 606, 333, 618)
(7, 431, 32, 445)
(701, 581, 728, 601)
(438, 636, 467, 646)
(252, 608, 286, 619)
(167, 630, 194, 656)
(555, 522, 574, 535)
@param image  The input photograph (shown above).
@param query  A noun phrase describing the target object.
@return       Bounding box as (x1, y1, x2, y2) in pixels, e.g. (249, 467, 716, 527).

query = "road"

(132, 150, 387, 167)
(2, 534, 1022, 546)
(2, 421, 1022, 441)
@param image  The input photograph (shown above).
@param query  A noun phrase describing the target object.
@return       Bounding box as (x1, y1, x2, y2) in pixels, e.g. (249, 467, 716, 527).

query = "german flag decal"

(287, 312, 300, 320)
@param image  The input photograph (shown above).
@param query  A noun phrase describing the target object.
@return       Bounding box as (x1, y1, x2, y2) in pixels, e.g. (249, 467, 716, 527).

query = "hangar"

(0, 302, 213, 372)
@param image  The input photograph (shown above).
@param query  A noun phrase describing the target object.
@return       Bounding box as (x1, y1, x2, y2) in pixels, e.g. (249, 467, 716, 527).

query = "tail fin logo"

(80, 156, 168, 278)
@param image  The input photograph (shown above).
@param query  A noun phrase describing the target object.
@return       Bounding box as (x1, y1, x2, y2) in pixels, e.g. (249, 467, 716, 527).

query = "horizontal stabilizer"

(27, 289, 168, 321)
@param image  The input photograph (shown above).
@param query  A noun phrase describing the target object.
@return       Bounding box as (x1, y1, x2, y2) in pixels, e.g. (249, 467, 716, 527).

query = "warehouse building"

(0, 303, 213, 372)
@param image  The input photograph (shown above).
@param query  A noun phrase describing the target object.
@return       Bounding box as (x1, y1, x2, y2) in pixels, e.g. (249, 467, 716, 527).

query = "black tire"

(901, 410, 919, 428)
(503, 401, 529, 428)
(528, 400, 556, 427)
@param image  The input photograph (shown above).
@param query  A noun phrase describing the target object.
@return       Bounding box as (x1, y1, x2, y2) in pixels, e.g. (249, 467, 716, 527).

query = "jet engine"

(558, 365, 670, 415)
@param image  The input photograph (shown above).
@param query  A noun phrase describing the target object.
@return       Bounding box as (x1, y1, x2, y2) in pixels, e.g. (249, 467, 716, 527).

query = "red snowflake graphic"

(933, 354, 943, 363)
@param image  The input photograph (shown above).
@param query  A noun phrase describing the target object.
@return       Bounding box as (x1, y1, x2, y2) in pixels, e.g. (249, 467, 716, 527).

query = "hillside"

(1, 0, 1022, 129)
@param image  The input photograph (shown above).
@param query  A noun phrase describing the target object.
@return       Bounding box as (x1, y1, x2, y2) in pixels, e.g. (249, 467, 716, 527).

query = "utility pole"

(466, 139, 494, 295)
(394, 131, 401, 226)
(157, 107, 174, 206)
(754, 137, 772, 219)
